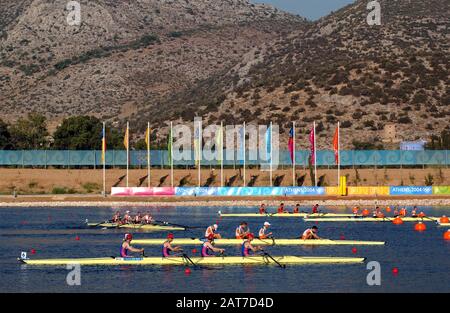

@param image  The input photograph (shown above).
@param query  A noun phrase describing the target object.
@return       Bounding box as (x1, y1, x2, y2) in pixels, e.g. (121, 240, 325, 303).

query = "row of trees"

(0, 113, 449, 150)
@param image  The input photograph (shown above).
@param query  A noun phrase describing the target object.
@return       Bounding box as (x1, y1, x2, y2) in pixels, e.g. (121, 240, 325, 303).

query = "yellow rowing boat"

(303, 217, 441, 222)
(132, 238, 385, 246)
(219, 212, 357, 218)
(19, 256, 366, 266)
(86, 222, 185, 231)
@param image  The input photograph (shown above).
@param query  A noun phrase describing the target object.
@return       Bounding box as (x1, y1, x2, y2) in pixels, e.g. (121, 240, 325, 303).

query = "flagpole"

(147, 122, 151, 188)
(126, 121, 129, 188)
(292, 121, 295, 186)
(220, 121, 224, 187)
(270, 121, 273, 187)
(198, 120, 201, 187)
(313, 121, 317, 187)
(337, 121, 340, 187)
(170, 122, 174, 188)
(102, 122, 106, 196)
(243, 122, 246, 186)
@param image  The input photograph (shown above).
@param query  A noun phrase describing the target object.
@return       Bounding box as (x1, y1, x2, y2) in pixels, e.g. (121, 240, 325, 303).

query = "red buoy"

(392, 217, 404, 225)
(184, 268, 191, 275)
(414, 222, 426, 232)
(75, 235, 80, 241)
(392, 267, 399, 275)
(30, 249, 36, 255)
(444, 230, 450, 240)
(191, 249, 197, 254)
(351, 247, 357, 254)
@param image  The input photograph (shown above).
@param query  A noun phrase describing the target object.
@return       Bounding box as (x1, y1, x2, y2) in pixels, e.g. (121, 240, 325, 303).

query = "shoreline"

(1, 194, 450, 208)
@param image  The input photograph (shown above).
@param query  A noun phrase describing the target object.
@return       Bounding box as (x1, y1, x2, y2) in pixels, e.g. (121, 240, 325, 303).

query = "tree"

(53, 116, 103, 149)
(0, 119, 13, 149)
(10, 113, 49, 149)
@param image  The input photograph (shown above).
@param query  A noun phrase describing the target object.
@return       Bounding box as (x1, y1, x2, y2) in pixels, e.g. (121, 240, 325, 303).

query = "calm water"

(0, 205, 449, 293)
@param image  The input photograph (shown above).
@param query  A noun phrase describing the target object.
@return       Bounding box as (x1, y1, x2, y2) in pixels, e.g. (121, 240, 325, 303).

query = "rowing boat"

(86, 222, 185, 231)
(219, 212, 358, 218)
(19, 256, 365, 266)
(132, 238, 385, 246)
(437, 222, 450, 227)
(303, 217, 441, 222)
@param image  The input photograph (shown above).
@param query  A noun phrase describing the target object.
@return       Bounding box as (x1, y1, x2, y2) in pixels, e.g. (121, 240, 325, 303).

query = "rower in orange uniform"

(235, 222, 250, 239)
(259, 204, 266, 214)
(399, 207, 407, 217)
(277, 203, 288, 214)
(373, 206, 385, 218)
(301, 226, 321, 240)
(312, 204, 319, 214)
(258, 222, 273, 239)
(205, 224, 221, 239)
(352, 206, 359, 216)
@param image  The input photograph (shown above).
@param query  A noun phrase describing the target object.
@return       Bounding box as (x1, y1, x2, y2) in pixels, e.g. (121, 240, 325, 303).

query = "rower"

(201, 234, 225, 257)
(120, 233, 144, 257)
(112, 211, 121, 223)
(143, 212, 154, 224)
(293, 203, 300, 214)
(312, 204, 319, 214)
(352, 206, 359, 216)
(418, 211, 426, 218)
(235, 222, 250, 239)
(259, 204, 266, 214)
(134, 212, 142, 224)
(301, 226, 321, 240)
(123, 210, 132, 224)
(393, 207, 399, 217)
(411, 207, 418, 218)
(258, 222, 273, 239)
(373, 207, 385, 218)
(241, 233, 261, 257)
(277, 203, 287, 214)
(399, 207, 407, 217)
(205, 224, 222, 239)
(162, 233, 183, 257)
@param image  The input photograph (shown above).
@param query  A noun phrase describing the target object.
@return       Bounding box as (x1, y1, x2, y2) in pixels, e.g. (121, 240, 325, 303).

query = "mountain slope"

(147, 0, 449, 148)
(0, 0, 304, 127)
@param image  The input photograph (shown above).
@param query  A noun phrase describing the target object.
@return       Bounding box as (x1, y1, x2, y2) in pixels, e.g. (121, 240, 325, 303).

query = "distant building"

(382, 124, 400, 143)
(400, 140, 427, 151)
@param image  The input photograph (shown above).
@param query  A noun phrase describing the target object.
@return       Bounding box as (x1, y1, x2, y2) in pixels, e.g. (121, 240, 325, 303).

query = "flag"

(288, 126, 294, 164)
(309, 125, 315, 165)
(333, 126, 339, 164)
(101, 125, 106, 163)
(145, 126, 150, 149)
(194, 124, 200, 166)
(123, 124, 129, 150)
(265, 124, 272, 162)
(168, 126, 173, 164)
(216, 124, 223, 165)
(238, 124, 245, 164)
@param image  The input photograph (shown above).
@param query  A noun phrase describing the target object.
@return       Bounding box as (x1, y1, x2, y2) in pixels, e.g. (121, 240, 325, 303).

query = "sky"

(252, 0, 356, 20)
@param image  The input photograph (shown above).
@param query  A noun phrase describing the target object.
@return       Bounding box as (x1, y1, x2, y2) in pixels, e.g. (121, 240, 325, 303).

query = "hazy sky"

(252, 0, 356, 20)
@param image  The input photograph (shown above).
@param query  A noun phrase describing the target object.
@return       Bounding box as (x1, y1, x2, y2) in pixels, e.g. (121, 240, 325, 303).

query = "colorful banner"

(432, 186, 450, 195)
(111, 187, 175, 196)
(347, 186, 389, 196)
(389, 186, 432, 195)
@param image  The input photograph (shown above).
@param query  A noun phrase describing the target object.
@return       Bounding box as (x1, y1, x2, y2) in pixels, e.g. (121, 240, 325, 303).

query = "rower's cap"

(213, 224, 218, 230)
(264, 222, 271, 226)
(124, 233, 133, 241)
(247, 233, 255, 239)
(167, 233, 174, 239)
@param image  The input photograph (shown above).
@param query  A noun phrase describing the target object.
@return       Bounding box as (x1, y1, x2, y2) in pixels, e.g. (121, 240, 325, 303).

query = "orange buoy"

(386, 207, 391, 213)
(414, 222, 426, 232)
(444, 230, 450, 240)
(439, 216, 449, 224)
(362, 209, 370, 216)
(392, 217, 404, 225)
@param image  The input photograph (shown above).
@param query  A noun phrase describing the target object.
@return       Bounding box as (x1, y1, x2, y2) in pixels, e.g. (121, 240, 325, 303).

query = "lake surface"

(0, 205, 449, 292)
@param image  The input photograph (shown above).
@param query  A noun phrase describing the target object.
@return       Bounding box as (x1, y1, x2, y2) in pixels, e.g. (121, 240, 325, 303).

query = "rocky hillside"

(0, 0, 304, 128)
(142, 0, 449, 148)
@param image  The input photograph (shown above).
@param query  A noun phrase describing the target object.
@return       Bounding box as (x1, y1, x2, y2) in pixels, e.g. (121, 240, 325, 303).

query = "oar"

(182, 253, 198, 267)
(154, 220, 203, 229)
(257, 236, 276, 246)
(260, 249, 286, 268)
